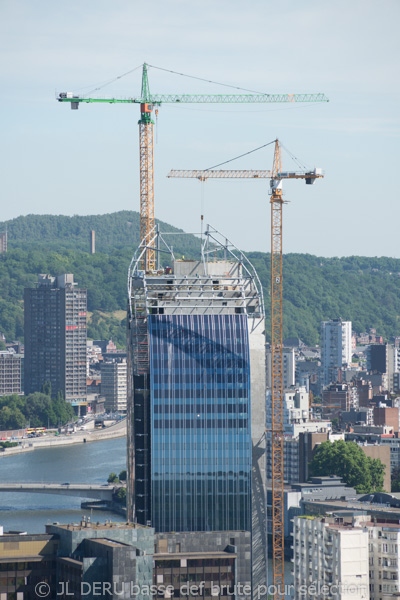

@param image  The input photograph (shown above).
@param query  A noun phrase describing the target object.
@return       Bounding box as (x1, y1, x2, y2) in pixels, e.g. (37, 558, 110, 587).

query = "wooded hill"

(1, 211, 400, 347)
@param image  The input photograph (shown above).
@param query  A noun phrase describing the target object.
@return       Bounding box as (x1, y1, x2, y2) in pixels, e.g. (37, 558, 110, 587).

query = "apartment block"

(368, 522, 400, 599)
(321, 319, 352, 388)
(100, 358, 127, 413)
(24, 274, 87, 408)
(266, 387, 332, 484)
(0, 350, 23, 396)
(322, 383, 358, 421)
(294, 513, 400, 600)
(293, 514, 369, 600)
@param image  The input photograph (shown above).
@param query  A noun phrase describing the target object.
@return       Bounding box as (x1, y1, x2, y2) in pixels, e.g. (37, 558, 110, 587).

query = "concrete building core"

(127, 226, 266, 596)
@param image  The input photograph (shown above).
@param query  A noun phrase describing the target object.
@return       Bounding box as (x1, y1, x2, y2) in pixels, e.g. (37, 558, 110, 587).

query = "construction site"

(58, 63, 328, 599)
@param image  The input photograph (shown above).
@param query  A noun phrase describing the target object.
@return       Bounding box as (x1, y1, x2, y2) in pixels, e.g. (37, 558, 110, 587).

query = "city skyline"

(1, 0, 399, 257)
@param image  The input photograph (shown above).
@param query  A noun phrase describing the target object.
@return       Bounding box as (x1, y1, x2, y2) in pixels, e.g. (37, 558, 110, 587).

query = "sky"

(1, 0, 399, 257)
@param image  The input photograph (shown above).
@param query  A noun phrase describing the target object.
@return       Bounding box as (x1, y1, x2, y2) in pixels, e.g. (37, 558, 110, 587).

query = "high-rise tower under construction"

(127, 226, 266, 592)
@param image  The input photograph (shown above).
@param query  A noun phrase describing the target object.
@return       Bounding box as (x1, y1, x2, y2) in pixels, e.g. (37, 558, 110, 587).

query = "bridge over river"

(0, 483, 116, 501)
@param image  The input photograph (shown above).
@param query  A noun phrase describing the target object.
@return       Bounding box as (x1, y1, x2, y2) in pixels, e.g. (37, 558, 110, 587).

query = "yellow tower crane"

(168, 140, 324, 598)
(57, 63, 328, 271)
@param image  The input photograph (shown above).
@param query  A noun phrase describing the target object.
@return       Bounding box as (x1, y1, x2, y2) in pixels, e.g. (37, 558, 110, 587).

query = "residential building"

(373, 405, 399, 433)
(368, 343, 388, 373)
(367, 343, 400, 392)
(294, 512, 400, 600)
(322, 382, 358, 421)
(341, 407, 374, 427)
(292, 514, 369, 600)
(24, 274, 87, 410)
(126, 229, 266, 594)
(356, 378, 374, 407)
(0, 350, 23, 396)
(368, 522, 400, 599)
(380, 437, 400, 479)
(266, 476, 358, 560)
(321, 319, 352, 387)
(266, 388, 332, 484)
(100, 358, 127, 413)
(266, 386, 308, 435)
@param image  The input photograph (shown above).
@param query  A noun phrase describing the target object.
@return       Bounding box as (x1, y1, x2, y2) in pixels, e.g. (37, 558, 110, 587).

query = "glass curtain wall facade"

(127, 230, 267, 599)
(149, 313, 251, 532)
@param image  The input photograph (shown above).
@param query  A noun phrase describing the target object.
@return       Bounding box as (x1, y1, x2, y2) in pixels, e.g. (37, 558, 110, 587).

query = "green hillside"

(1, 212, 400, 347)
(0, 211, 201, 256)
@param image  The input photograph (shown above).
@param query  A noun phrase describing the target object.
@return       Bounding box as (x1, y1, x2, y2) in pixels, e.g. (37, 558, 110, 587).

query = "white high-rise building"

(368, 522, 400, 599)
(293, 514, 369, 600)
(293, 513, 400, 600)
(321, 319, 352, 387)
(101, 358, 127, 413)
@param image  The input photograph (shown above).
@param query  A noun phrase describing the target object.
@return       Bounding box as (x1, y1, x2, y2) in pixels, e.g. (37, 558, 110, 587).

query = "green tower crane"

(58, 62, 328, 273)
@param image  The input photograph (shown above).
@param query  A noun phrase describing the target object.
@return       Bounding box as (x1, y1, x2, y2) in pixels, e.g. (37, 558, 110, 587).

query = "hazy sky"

(1, 0, 399, 257)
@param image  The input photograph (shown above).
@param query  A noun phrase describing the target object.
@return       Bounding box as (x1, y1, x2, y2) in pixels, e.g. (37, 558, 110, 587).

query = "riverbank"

(0, 437, 127, 534)
(0, 420, 126, 457)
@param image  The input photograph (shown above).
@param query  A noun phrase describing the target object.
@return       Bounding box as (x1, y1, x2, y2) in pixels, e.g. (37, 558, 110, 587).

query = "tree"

(41, 381, 52, 397)
(114, 487, 126, 505)
(367, 456, 385, 491)
(25, 393, 55, 428)
(107, 472, 119, 484)
(391, 467, 400, 492)
(118, 470, 127, 481)
(309, 440, 385, 493)
(0, 405, 26, 430)
(52, 392, 74, 427)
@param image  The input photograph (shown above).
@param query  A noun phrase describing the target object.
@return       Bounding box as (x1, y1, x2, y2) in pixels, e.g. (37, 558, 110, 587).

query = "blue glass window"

(149, 314, 251, 532)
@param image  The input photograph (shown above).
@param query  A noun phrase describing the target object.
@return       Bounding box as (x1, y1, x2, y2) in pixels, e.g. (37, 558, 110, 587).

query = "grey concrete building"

(47, 521, 154, 600)
(0, 521, 252, 600)
(24, 274, 87, 410)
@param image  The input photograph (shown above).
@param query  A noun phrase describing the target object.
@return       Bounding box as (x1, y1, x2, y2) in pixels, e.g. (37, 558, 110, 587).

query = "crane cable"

(146, 63, 273, 95)
(204, 139, 276, 171)
(76, 64, 143, 97)
(280, 141, 310, 171)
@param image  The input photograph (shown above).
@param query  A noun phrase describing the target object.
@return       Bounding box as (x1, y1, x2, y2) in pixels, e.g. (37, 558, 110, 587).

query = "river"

(0, 437, 126, 533)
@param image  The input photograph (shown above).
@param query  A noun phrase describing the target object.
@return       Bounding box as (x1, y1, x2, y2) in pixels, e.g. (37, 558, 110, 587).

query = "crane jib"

(58, 93, 329, 105)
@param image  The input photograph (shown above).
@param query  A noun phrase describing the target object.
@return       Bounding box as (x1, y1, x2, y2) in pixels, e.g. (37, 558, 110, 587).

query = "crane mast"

(270, 140, 285, 596)
(138, 65, 156, 271)
(168, 141, 324, 599)
(57, 63, 328, 274)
